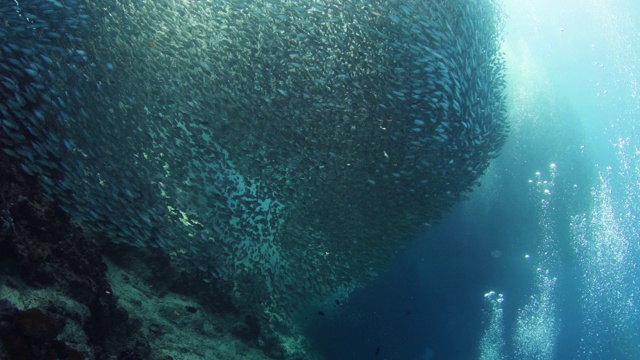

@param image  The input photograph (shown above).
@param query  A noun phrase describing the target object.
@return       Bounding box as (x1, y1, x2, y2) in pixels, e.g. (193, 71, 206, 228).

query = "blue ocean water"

(306, 1, 640, 359)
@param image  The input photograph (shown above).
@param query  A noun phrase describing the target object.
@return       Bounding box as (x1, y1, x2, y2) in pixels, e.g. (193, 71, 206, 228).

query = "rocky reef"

(0, 153, 314, 359)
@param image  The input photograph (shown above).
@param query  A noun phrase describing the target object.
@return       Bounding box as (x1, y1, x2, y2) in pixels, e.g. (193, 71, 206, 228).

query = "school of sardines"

(1, 0, 506, 310)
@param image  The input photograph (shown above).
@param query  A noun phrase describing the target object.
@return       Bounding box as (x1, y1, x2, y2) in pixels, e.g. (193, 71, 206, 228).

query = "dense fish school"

(1, 0, 507, 313)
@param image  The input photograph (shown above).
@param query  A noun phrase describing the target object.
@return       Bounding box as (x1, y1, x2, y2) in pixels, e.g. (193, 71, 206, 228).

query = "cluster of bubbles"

(571, 160, 640, 358)
(479, 291, 506, 360)
(478, 151, 640, 359)
(1, 0, 507, 311)
(510, 164, 560, 360)
(478, 165, 561, 360)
